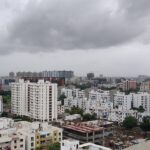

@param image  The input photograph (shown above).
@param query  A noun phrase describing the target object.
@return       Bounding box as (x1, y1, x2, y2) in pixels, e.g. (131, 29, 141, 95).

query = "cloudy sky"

(0, 0, 150, 76)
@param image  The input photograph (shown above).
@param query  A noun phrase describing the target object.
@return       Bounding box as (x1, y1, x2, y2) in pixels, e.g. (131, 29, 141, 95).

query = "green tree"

(123, 116, 138, 129)
(48, 143, 60, 150)
(0, 91, 11, 104)
(65, 109, 70, 114)
(70, 106, 83, 116)
(1, 112, 8, 117)
(138, 106, 145, 113)
(73, 83, 91, 90)
(140, 116, 150, 131)
(35, 147, 42, 150)
(58, 94, 66, 105)
(3, 95, 11, 104)
(83, 113, 97, 121)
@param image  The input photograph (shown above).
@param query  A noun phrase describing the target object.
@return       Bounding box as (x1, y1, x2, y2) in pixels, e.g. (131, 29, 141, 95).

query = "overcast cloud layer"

(0, 0, 150, 76)
(0, 0, 150, 54)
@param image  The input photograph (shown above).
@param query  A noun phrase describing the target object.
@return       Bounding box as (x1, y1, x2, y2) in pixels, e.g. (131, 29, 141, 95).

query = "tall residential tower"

(11, 79, 57, 121)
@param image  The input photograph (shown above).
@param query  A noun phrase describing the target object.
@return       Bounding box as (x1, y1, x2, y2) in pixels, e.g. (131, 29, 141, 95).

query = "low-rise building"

(61, 139, 112, 150)
(61, 139, 79, 150)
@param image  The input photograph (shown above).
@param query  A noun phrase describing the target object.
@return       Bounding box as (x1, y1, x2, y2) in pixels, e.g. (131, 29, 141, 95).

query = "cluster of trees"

(12, 115, 32, 122)
(123, 116, 138, 129)
(73, 83, 92, 90)
(0, 91, 11, 104)
(82, 113, 97, 121)
(65, 106, 97, 121)
(140, 116, 150, 131)
(123, 116, 150, 132)
(65, 106, 83, 116)
(58, 94, 66, 105)
(35, 143, 60, 150)
(100, 86, 116, 91)
(132, 106, 145, 113)
(1, 112, 9, 117)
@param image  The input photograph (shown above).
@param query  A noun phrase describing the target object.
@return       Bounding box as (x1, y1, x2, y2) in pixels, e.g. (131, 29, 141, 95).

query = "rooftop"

(63, 124, 104, 133)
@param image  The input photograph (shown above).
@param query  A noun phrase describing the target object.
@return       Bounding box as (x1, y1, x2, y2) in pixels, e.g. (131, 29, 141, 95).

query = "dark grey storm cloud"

(0, 0, 150, 54)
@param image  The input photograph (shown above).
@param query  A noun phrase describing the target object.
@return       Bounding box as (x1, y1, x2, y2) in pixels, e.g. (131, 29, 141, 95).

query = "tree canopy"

(83, 113, 97, 121)
(123, 116, 138, 129)
(65, 106, 83, 116)
(58, 94, 66, 105)
(48, 143, 60, 150)
(140, 116, 150, 131)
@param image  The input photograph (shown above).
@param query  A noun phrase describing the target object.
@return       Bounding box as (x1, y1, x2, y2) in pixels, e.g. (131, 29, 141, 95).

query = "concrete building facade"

(11, 79, 58, 121)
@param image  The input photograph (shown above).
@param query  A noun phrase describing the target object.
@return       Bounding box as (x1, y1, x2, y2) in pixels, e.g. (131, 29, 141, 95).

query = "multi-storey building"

(114, 92, 132, 110)
(58, 101, 65, 114)
(122, 80, 137, 91)
(0, 118, 62, 150)
(107, 109, 138, 123)
(64, 97, 88, 110)
(0, 77, 16, 91)
(61, 88, 73, 98)
(42, 70, 74, 79)
(18, 121, 62, 149)
(0, 96, 3, 114)
(61, 88, 85, 99)
(87, 90, 111, 112)
(140, 81, 150, 92)
(133, 92, 150, 113)
(73, 89, 85, 98)
(16, 70, 74, 79)
(89, 90, 110, 102)
(11, 79, 57, 121)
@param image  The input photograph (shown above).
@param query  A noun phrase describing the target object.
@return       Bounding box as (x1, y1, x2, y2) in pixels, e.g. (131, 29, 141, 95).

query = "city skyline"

(1, 0, 150, 76)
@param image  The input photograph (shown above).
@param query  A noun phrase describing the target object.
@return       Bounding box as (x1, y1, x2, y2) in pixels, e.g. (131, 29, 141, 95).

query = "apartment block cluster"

(61, 87, 150, 123)
(0, 118, 62, 150)
(16, 70, 74, 79)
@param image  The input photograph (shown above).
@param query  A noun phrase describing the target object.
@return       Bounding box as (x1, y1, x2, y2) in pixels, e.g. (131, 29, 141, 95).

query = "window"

(14, 140, 17, 143)
(76, 144, 79, 149)
(31, 137, 34, 141)
(31, 143, 34, 146)
(14, 146, 17, 149)
(20, 139, 23, 142)
(20, 145, 23, 148)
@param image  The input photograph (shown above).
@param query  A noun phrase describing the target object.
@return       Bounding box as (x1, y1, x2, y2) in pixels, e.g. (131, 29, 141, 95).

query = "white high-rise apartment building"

(11, 79, 57, 121)
(133, 92, 150, 113)
(114, 92, 132, 110)
(0, 96, 3, 114)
